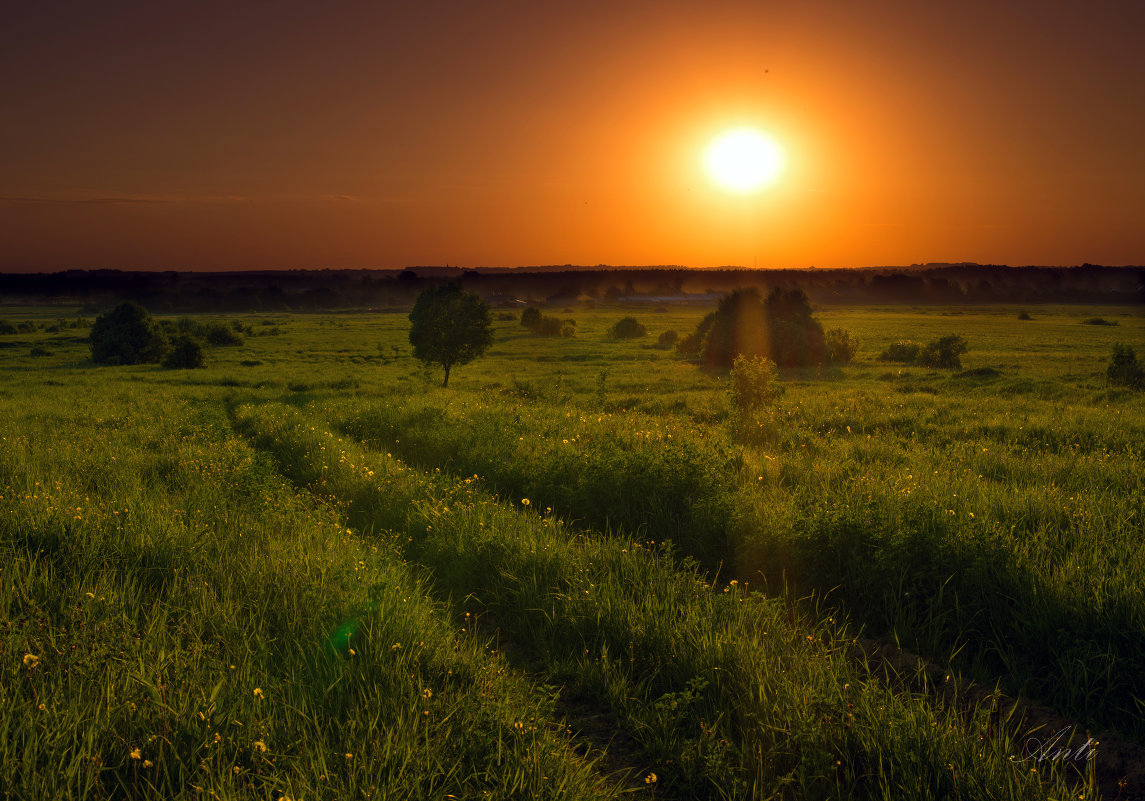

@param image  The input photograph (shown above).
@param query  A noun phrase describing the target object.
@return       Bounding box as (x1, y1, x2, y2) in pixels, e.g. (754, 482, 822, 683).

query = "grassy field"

(2, 301, 1142, 799)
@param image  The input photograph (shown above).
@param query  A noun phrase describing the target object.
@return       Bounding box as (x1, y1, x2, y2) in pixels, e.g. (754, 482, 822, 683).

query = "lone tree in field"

(408, 284, 493, 387)
(89, 301, 168, 365)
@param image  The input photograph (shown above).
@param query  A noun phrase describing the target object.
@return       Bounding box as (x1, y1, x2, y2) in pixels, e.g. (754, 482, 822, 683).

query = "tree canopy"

(695, 287, 827, 368)
(408, 284, 493, 387)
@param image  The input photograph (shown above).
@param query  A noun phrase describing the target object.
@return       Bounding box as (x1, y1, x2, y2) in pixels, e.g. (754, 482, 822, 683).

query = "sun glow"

(703, 128, 785, 193)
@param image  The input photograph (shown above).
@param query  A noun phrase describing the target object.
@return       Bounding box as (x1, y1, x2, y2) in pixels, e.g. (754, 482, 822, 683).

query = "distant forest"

(2, 264, 1142, 312)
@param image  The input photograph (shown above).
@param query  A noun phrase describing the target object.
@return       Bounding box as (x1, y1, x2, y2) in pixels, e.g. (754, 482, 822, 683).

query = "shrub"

(1017, 311, 1032, 320)
(560, 322, 577, 338)
(1083, 318, 1118, 326)
(89, 301, 169, 365)
(0, 320, 16, 335)
(658, 329, 679, 347)
(16, 321, 39, 334)
(675, 332, 702, 357)
(29, 345, 52, 357)
(496, 311, 517, 321)
(520, 307, 542, 330)
(1107, 344, 1144, 388)
(729, 355, 783, 414)
(609, 317, 646, 339)
(916, 335, 968, 369)
(163, 335, 206, 368)
(825, 328, 859, 364)
(878, 341, 922, 363)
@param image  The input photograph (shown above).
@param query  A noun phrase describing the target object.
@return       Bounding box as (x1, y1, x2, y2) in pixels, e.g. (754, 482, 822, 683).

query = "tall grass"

(234, 401, 1088, 799)
(0, 390, 614, 799)
(321, 372, 1145, 740)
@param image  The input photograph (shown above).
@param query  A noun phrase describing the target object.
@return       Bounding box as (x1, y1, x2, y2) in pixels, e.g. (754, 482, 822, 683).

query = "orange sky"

(2, 0, 1143, 271)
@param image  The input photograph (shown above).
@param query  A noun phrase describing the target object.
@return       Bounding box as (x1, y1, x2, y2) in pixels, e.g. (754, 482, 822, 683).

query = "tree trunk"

(442, 363, 451, 387)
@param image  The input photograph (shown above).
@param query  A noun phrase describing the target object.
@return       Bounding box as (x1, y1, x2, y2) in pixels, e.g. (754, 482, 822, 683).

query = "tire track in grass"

(233, 400, 1088, 801)
(1, 394, 616, 801)
(328, 394, 1145, 747)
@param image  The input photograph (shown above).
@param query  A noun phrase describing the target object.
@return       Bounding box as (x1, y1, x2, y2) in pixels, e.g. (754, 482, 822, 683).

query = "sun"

(703, 128, 785, 193)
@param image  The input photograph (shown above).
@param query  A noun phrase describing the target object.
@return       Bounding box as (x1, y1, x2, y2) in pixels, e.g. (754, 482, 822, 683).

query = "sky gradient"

(2, 0, 1143, 271)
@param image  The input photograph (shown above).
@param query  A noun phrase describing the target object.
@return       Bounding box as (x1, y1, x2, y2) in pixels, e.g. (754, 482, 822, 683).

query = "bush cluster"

(879, 335, 968, 369)
(161, 318, 246, 346)
(521, 306, 575, 337)
(89, 302, 251, 367)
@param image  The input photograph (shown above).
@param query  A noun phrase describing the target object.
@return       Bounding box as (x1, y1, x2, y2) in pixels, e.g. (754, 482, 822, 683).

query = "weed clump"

(1107, 343, 1144, 388)
(1083, 317, 1118, 326)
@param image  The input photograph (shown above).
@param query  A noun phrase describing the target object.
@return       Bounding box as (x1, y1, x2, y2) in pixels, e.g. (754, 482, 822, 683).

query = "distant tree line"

(1, 264, 1141, 311)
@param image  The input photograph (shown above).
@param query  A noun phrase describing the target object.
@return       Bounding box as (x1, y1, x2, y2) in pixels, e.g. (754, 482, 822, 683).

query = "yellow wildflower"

(23, 654, 40, 668)
(253, 687, 264, 700)
(130, 748, 142, 760)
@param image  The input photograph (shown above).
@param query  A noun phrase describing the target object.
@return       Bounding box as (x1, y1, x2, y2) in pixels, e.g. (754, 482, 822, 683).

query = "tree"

(89, 301, 168, 364)
(408, 284, 493, 387)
